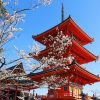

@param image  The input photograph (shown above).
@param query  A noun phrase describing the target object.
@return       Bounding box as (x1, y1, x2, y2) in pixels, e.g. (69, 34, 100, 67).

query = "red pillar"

(14, 87, 17, 100)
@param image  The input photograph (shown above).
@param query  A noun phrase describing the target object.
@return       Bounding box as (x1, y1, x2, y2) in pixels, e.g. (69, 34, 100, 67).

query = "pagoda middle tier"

(30, 38, 97, 65)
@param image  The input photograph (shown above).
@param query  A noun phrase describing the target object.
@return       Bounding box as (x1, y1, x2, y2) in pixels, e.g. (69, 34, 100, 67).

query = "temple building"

(0, 63, 35, 100)
(29, 16, 100, 100)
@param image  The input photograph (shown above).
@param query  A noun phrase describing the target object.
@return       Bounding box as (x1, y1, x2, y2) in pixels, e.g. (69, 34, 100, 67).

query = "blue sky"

(5, 0, 100, 96)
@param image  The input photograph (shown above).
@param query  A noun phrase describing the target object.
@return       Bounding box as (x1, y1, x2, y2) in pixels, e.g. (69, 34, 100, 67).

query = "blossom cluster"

(32, 29, 76, 88)
(41, 75, 69, 89)
(40, 30, 74, 69)
(0, 0, 53, 92)
(39, 0, 52, 5)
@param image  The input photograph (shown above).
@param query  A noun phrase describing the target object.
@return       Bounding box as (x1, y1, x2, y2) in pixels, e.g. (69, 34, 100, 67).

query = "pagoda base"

(41, 96, 81, 100)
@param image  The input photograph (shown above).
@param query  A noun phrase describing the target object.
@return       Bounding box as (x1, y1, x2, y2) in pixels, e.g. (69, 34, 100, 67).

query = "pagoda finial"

(61, 3, 64, 22)
(68, 15, 71, 18)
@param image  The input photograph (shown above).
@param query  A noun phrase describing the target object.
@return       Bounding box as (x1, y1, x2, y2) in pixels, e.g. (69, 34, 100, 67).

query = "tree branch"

(0, 57, 6, 68)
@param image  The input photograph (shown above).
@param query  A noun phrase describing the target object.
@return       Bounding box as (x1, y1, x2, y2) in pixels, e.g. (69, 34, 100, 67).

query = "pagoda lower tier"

(28, 63, 100, 100)
(29, 63, 100, 85)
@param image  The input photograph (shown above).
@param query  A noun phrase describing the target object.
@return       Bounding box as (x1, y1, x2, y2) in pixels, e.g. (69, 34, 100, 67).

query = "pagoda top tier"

(33, 16, 93, 46)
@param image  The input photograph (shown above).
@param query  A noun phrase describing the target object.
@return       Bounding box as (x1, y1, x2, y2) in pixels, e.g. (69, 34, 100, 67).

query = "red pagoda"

(29, 16, 100, 100)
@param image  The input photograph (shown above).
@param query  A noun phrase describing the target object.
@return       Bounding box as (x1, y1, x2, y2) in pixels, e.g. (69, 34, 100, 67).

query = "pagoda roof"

(69, 63, 100, 85)
(30, 39, 97, 64)
(71, 39, 97, 64)
(33, 16, 93, 46)
(28, 63, 100, 85)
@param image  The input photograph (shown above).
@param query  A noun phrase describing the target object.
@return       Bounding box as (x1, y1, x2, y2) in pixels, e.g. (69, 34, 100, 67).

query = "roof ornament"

(61, 3, 64, 22)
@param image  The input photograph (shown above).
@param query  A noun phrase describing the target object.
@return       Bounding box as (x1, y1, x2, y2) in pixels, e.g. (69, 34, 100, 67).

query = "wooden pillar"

(72, 86, 73, 97)
(67, 76, 70, 96)
(14, 87, 17, 100)
(35, 93, 38, 99)
(78, 89, 80, 99)
(6, 88, 10, 100)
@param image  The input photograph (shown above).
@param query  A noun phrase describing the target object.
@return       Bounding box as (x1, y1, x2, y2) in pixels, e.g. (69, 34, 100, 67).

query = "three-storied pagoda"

(29, 16, 100, 100)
